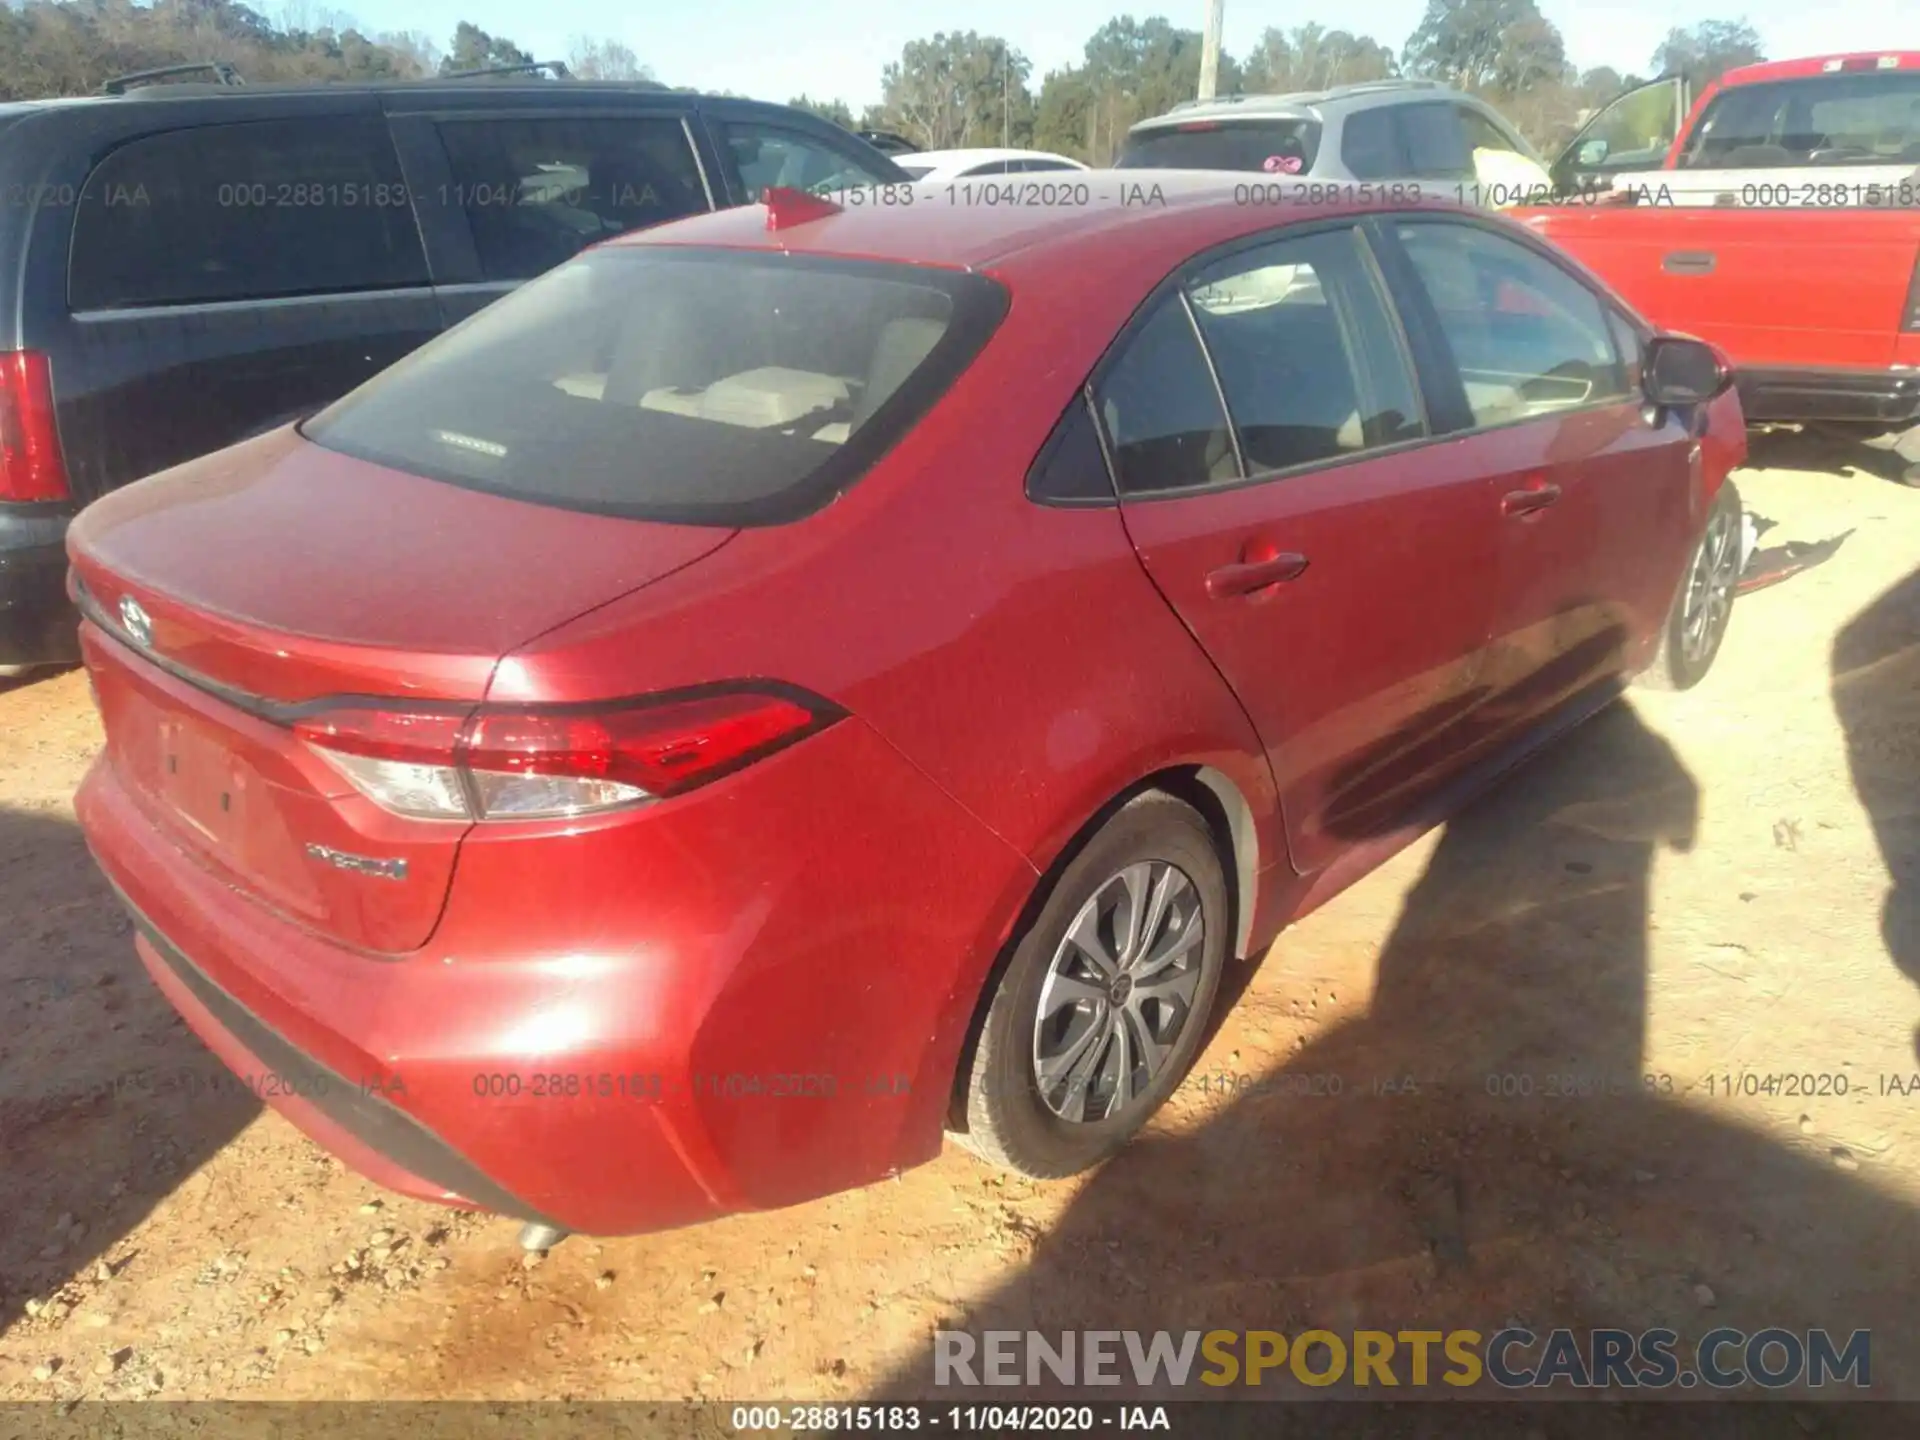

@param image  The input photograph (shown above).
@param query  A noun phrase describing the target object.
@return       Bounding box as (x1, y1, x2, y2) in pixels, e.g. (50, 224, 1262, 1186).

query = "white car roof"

(895, 148, 1090, 178)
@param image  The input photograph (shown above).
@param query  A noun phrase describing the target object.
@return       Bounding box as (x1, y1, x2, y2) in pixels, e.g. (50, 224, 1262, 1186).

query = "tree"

(1651, 19, 1764, 86)
(875, 31, 1033, 151)
(439, 20, 531, 74)
(1242, 23, 1396, 94)
(568, 34, 653, 82)
(1402, 0, 1569, 95)
(789, 94, 856, 129)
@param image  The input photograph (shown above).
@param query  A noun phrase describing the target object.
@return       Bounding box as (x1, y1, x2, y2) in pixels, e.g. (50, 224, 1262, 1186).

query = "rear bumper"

(0, 505, 79, 666)
(74, 708, 1036, 1236)
(1733, 366, 1920, 427)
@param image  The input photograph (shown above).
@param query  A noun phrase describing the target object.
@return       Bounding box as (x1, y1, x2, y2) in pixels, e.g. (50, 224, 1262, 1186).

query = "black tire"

(1637, 479, 1743, 693)
(952, 791, 1229, 1179)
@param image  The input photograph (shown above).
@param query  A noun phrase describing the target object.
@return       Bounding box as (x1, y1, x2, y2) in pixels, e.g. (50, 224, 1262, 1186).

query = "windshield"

(897, 163, 935, 180)
(1680, 72, 1920, 167)
(303, 247, 1008, 526)
(1116, 118, 1324, 174)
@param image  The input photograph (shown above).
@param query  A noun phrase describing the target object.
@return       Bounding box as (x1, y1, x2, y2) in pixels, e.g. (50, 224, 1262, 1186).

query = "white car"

(894, 148, 1090, 182)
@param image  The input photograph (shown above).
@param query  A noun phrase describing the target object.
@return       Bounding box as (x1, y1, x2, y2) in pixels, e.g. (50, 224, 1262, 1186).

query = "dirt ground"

(2, 432, 1917, 1407)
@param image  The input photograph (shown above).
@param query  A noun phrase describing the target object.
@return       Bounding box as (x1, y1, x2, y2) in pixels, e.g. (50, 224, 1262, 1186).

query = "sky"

(355, 0, 1919, 111)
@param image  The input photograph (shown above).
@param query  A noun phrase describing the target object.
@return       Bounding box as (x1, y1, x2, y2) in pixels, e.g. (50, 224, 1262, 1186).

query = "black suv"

(0, 70, 907, 672)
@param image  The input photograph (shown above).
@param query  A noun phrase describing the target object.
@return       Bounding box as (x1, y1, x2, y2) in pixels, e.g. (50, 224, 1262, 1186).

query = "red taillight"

(293, 688, 836, 820)
(0, 351, 69, 503)
(464, 692, 818, 798)
(1175, 121, 1223, 132)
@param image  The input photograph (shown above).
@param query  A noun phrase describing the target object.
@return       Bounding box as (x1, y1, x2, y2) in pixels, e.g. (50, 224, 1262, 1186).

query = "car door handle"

(1501, 481, 1562, 518)
(1662, 250, 1716, 276)
(1206, 551, 1309, 598)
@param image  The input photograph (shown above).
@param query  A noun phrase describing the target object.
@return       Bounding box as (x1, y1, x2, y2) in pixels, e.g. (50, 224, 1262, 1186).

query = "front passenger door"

(1106, 224, 1503, 872)
(1385, 217, 1695, 734)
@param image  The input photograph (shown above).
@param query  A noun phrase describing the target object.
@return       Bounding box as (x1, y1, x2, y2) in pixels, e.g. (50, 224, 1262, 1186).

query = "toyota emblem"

(118, 594, 153, 649)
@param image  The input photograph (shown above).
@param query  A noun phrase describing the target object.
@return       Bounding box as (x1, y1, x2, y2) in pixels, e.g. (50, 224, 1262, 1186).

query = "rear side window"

(434, 117, 709, 281)
(719, 122, 895, 196)
(1116, 119, 1323, 174)
(1092, 300, 1238, 495)
(1184, 227, 1424, 475)
(1341, 103, 1473, 179)
(302, 247, 1008, 526)
(1681, 73, 1920, 168)
(69, 117, 427, 310)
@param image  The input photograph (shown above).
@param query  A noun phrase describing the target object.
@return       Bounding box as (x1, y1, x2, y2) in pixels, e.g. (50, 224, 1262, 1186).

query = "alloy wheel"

(1680, 502, 1740, 667)
(1032, 860, 1205, 1123)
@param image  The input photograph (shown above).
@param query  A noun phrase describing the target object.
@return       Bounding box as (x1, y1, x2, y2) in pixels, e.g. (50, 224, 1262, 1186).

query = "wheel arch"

(944, 761, 1259, 1130)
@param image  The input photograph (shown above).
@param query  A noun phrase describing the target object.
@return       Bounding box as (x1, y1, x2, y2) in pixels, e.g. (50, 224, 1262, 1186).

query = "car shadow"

(0, 802, 261, 1332)
(1832, 568, 1920, 1033)
(1746, 427, 1916, 488)
(867, 695, 1920, 1410)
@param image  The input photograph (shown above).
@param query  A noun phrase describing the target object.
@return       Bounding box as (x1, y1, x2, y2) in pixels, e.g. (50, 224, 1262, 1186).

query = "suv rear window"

(1115, 119, 1322, 173)
(69, 117, 427, 311)
(302, 247, 1009, 526)
(1680, 73, 1920, 168)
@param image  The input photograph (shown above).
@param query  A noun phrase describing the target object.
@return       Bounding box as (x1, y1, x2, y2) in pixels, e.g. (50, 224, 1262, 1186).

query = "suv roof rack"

(101, 61, 246, 95)
(441, 60, 572, 80)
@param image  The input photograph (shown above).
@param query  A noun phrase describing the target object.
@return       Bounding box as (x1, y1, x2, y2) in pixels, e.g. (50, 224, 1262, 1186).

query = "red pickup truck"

(1522, 52, 1920, 478)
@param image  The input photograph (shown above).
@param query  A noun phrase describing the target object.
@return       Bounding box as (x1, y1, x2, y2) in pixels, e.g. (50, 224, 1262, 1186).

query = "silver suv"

(1117, 80, 1553, 207)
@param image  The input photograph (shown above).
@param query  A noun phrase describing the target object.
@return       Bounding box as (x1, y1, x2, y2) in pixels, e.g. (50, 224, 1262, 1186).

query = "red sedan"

(68, 179, 1747, 1243)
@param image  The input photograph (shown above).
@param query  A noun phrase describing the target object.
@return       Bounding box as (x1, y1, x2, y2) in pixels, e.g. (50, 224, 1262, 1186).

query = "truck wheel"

(1637, 479, 1742, 692)
(952, 791, 1228, 1179)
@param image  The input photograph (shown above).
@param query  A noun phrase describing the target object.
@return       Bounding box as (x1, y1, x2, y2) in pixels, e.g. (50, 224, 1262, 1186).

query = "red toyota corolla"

(68, 180, 1747, 1244)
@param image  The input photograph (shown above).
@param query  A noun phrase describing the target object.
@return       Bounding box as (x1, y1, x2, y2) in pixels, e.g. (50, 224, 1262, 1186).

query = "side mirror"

(1577, 138, 1609, 167)
(1643, 335, 1729, 406)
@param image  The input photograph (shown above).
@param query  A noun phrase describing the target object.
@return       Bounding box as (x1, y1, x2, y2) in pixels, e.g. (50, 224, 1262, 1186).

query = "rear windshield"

(1115, 119, 1323, 174)
(303, 247, 1008, 526)
(1680, 72, 1920, 168)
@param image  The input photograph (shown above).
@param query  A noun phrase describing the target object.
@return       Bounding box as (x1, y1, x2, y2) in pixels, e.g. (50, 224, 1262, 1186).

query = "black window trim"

(1079, 216, 1441, 506)
(1031, 206, 1654, 512)
(64, 113, 432, 314)
(1370, 209, 1644, 442)
(302, 247, 1013, 530)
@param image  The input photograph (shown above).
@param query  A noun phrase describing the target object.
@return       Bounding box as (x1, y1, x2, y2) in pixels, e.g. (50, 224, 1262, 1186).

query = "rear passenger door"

(1104, 224, 1503, 872)
(387, 107, 714, 325)
(57, 106, 441, 500)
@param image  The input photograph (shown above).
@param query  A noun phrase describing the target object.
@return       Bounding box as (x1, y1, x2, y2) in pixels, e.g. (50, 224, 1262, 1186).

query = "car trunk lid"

(69, 427, 736, 953)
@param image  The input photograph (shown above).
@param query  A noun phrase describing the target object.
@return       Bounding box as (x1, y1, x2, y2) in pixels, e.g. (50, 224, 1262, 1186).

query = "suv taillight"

(293, 687, 840, 821)
(0, 351, 69, 503)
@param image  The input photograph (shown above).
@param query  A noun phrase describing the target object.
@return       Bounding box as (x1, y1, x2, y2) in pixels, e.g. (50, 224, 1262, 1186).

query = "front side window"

(1681, 73, 1920, 168)
(1395, 221, 1631, 428)
(1184, 228, 1424, 475)
(720, 123, 894, 196)
(434, 117, 708, 282)
(1571, 79, 1684, 172)
(303, 247, 1006, 525)
(1093, 300, 1237, 496)
(69, 118, 427, 310)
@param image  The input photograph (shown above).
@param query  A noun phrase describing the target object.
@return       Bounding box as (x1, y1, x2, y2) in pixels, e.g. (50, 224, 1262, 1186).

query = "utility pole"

(1198, 0, 1224, 100)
